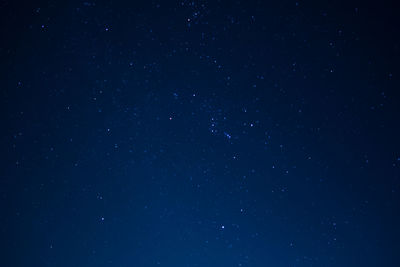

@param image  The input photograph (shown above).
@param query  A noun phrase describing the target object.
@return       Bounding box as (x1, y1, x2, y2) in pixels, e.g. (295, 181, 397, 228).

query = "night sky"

(1, 0, 400, 266)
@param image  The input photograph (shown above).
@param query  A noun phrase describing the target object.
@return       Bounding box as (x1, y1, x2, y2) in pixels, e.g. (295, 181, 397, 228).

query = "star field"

(1, 0, 400, 266)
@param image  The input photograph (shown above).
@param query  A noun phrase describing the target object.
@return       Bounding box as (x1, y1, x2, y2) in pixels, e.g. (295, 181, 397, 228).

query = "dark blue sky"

(1, 0, 400, 266)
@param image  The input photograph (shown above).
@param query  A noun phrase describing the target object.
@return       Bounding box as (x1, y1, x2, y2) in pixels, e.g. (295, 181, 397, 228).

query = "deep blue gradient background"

(1, 0, 400, 266)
